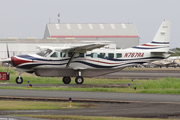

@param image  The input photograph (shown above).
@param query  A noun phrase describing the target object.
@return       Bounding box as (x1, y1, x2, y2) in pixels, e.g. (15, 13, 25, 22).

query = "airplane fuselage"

(11, 47, 168, 77)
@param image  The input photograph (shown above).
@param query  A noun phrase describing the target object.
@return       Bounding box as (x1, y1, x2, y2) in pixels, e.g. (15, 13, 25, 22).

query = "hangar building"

(44, 23, 139, 48)
(0, 23, 139, 59)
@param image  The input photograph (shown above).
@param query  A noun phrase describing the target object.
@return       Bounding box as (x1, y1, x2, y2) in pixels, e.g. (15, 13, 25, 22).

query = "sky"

(0, 0, 179, 48)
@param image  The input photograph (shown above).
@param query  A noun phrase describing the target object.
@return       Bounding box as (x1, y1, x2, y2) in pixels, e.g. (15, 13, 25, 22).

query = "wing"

(55, 43, 108, 53)
(55, 42, 108, 68)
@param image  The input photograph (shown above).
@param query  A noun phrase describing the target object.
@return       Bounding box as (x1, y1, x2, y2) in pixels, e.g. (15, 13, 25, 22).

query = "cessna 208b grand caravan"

(3, 20, 171, 84)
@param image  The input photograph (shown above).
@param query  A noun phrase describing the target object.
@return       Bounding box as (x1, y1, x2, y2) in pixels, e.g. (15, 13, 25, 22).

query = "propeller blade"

(6, 43, 10, 58)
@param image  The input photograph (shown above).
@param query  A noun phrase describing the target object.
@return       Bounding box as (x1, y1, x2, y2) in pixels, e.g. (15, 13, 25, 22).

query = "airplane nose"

(11, 56, 32, 67)
(11, 56, 18, 67)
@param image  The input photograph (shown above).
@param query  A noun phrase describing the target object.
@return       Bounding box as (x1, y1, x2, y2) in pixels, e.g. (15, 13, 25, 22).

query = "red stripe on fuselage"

(141, 44, 158, 46)
(11, 56, 32, 67)
(86, 59, 121, 64)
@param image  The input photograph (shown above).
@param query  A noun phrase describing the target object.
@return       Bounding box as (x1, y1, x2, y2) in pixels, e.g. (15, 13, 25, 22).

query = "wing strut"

(66, 52, 76, 67)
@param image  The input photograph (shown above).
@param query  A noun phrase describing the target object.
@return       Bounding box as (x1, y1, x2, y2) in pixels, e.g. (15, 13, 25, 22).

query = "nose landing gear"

(16, 76, 23, 84)
(15, 71, 23, 84)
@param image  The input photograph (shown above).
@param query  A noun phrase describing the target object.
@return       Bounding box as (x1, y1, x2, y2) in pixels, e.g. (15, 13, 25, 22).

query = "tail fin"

(152, 20, 171, 43)
(128, 20, 171, 51)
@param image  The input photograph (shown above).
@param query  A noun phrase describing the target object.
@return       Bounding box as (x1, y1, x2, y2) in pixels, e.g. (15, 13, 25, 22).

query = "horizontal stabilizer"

(151, 51, 167, 54)
(151, 50, 175, 54)
(151, 51, 171, 58)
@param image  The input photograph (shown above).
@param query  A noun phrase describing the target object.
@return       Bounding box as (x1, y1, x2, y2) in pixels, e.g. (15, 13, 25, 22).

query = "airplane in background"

(151, 59, 175, 68)
(151, 56, 180, 68)
(2, 20, 171, 84)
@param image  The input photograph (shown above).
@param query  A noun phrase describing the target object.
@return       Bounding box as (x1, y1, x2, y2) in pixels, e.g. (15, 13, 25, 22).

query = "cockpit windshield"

(36, 49, 52, 57)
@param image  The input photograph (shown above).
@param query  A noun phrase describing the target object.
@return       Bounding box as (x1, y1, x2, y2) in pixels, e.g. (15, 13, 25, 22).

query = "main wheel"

(16, 76, 23, 84)
(75, 76, 84, 84)
(62, 77, 71, 84)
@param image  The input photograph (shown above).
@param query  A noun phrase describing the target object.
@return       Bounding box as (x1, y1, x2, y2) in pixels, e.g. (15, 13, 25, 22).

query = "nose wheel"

(16, 76, 23, 84)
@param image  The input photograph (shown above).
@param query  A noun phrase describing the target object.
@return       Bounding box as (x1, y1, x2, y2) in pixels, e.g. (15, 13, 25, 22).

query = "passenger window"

(100, 53, 106, 58)
(50, 52, 58, 57)
(60, 52, 66, 57)
(91, 53, 98, 58)
(68, 52, 74, 57)
(116, 53, 122, 58)
(108, 53, 114, 59)
(79, 53, 86, 58)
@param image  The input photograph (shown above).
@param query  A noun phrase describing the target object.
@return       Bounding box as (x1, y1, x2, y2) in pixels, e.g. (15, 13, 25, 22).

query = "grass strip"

(17, 115, 178, 120)
(0, 100, 99, 110)
(1, 67, 180, 94)
(136, 77, 180, 94)
(0, 86, 135, 93)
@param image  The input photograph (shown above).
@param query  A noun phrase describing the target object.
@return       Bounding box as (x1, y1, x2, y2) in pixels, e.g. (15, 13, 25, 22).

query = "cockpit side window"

(36, 49, 52, 57)
(50, 52, 58, 57)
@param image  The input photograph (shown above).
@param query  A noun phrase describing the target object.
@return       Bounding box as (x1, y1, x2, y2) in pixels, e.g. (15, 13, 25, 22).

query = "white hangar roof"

(43, 23, 139, 39)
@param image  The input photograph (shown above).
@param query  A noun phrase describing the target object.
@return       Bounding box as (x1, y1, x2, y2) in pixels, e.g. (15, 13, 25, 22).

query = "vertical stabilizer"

(126, 20, 171, 52)
(152, 20, 171, 43)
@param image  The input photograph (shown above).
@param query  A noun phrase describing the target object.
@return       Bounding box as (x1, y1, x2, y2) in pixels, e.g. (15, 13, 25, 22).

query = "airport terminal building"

(0, 23, 139, 59)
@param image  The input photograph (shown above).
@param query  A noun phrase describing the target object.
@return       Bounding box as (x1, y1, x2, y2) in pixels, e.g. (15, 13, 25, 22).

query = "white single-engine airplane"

(3, 20, 171, 84)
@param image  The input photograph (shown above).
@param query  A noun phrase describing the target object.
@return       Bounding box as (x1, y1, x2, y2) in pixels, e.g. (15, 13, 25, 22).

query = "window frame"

(116, 53, 122, 58)
(50, 52, 59, 57)
(79, 53, 86, 58)
(91, 53, 98, 58)
(60, 52, 66, 57)
(107, 53, 114, 59)
(99, 53, 106, 58)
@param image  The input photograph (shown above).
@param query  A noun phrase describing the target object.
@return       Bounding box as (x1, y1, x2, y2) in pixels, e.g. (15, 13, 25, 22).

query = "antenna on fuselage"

(57, 13, 60, 24)
(121, 45, 125, 50)
(63, 43, 67, 47)
(67, 43, 71, 47)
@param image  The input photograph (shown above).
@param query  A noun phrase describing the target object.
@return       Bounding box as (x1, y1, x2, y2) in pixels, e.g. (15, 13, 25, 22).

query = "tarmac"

(0, 68, 180, 119)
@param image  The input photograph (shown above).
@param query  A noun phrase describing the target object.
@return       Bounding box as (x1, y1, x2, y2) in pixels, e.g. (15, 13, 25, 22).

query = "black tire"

(16, 77, 23, 84)
(75, 76, 84, 84)
(62, 77, 71, 84)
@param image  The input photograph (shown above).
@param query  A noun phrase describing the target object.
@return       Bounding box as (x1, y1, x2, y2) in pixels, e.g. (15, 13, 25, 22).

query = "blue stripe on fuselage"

(132, 46, 168, 49)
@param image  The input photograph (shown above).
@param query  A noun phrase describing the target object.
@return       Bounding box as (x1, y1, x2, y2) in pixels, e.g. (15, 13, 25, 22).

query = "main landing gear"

(62, 77, 71, 84)
(62, 70, 84, 84)
(62, 76, 84, 84)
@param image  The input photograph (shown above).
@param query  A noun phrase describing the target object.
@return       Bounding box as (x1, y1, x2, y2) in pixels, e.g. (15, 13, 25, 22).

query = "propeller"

(6, 43, 10, 73)
(6, 43, 10, 58)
